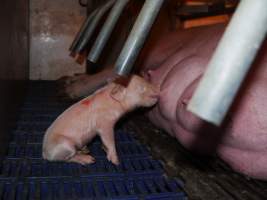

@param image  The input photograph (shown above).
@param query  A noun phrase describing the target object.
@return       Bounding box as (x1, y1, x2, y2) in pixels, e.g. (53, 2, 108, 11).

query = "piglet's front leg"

(98, 126, 119, 165)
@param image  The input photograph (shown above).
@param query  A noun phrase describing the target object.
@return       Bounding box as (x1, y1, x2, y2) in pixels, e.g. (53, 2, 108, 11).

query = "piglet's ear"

(110, 84, 126, 102)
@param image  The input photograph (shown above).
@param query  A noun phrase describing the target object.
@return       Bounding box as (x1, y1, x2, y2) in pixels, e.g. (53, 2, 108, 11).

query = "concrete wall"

(0, 0, 29, 156)
(30, 0, 87, 80)
(0, 0, 29, 80)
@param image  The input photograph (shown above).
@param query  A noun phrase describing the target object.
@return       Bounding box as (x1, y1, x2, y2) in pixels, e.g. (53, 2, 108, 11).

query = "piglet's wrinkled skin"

(42, 75, 158, 165)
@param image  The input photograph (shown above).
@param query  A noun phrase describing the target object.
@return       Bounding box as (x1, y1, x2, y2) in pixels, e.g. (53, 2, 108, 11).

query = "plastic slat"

(0, 81, 186, 200)
(10, 133, 44, 144)
(17, 114, 59, 122)
(7, 142, 150, 159)
(0, 177, 187, 200)
(10, 131, 137, 145)
(0, 158, 163, 179)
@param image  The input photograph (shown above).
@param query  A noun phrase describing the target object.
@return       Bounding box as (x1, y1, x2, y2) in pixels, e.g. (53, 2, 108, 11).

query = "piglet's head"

(111, 75, 159, 109)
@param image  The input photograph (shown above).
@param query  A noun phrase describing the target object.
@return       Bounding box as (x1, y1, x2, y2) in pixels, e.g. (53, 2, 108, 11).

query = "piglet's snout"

(149, 85, 160, 100)
(148, 90, 159, 100)
(144, 89, 159, 106)
(149, 94, 159, 99)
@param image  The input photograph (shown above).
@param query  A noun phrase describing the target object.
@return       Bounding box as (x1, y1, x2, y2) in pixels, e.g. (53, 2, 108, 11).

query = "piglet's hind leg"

(43, 135, 76, 162)
(68, 153, 96, 165)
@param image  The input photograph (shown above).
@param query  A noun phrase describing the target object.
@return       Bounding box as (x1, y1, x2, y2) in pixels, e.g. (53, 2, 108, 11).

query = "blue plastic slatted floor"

(1, 82, 186, 199)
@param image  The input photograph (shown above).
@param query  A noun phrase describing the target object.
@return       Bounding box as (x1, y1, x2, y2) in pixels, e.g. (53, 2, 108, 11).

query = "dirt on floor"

(118, 111, 267, 200)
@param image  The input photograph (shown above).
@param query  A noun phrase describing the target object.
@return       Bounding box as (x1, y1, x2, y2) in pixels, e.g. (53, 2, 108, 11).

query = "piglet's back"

(43, 84, 116, 142)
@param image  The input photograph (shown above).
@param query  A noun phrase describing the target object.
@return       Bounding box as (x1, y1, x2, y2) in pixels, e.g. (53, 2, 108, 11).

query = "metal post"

(88, 0, 130, 63)
(188, 0, 267, 126)
(69, 9, 98, 53)
(114, 0, 164, 76)
(72, 0, 116, 54)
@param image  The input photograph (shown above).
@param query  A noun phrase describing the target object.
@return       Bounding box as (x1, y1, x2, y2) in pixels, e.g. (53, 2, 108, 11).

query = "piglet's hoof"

(101, 145, 119, 165)
(69, 154, 96, 165)
(107, 152, 120, 165)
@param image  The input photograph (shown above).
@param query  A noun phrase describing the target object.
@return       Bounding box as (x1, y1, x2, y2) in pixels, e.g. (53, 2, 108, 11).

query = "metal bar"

(73, 0, 116, 54)
(88, 0, 130, 63)
(114, 0, 164, 76)
(188, 0, 267, 126)
(69, 9, 98, 52)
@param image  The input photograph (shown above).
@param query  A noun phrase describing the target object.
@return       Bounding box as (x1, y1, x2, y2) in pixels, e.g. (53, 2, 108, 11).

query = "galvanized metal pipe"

(88, 0, 130, 63)
(188, 0, 267, 126)
(73, 0, 116, 54)
(114, 0, 164, 76)
(69, 9, 98, 52)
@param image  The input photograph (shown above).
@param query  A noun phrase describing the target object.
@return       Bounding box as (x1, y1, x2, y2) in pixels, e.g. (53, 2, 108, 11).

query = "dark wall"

(0, 0, 29, 80)
(0, 0, 29, 156)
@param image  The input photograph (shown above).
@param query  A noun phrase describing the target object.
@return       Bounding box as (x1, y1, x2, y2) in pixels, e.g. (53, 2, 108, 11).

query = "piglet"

(42, 75, 159, 165)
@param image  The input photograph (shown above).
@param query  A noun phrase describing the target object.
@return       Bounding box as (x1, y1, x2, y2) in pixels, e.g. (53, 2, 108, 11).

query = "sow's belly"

(142, 24, 267, 179)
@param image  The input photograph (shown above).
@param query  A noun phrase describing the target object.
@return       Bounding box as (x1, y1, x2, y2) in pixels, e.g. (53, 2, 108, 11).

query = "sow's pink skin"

(144, 24, 267, 179)
(42, 75, 158, 165)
